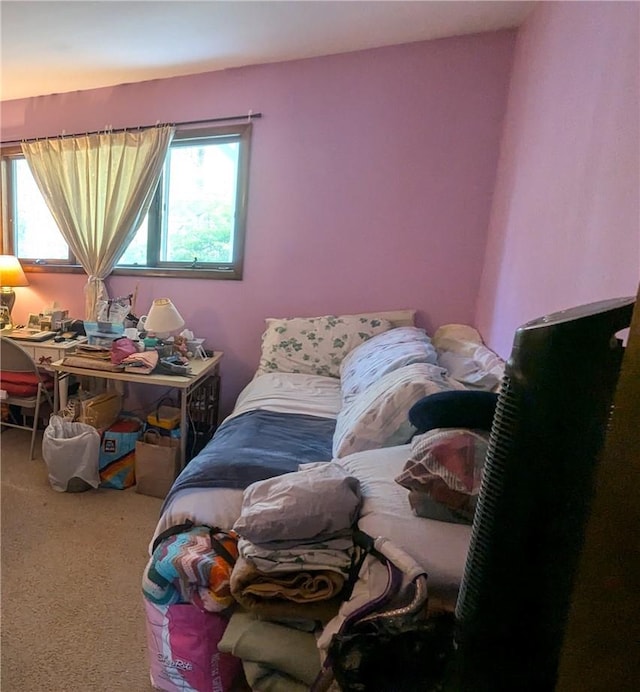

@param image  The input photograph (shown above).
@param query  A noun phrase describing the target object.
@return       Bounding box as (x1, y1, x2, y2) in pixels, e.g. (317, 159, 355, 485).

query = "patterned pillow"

(395, 428, 490, 524)
(332, 362, 465, 458)
(255, 314, 392, 378)
(339, 326, 438, 405)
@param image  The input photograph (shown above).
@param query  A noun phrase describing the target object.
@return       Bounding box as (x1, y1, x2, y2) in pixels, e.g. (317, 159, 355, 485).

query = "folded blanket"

(230, 555, 344, 622)
(232, 555, 344, 603)
(238, 536, 354, 574)
(142, 525, 239, 613)
(218, 610, 321, 686)
(234, 462, 362, 546)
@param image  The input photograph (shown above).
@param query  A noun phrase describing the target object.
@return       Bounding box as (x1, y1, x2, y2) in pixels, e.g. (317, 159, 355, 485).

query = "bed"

(142, 310, 505, 691)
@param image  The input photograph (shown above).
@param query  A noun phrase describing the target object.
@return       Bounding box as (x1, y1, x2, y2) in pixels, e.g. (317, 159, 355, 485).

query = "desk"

(3, 334, 87, 408)
(51, 352, 223, 469)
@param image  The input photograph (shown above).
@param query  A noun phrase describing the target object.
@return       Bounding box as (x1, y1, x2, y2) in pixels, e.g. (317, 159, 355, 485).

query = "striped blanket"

(142, 523, 239, 613)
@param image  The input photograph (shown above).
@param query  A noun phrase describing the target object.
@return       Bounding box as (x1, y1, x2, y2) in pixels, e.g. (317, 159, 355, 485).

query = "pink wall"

(1, 33, 515, 414)
(475, 2, 640, 357)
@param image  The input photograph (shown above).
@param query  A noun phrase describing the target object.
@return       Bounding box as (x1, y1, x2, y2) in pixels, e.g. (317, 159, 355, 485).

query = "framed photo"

(27, 313, 41, 330)
(0, 305, 11, 329)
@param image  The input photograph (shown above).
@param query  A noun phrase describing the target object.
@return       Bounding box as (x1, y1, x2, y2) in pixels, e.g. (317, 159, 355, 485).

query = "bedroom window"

(1, 123, 251, 279)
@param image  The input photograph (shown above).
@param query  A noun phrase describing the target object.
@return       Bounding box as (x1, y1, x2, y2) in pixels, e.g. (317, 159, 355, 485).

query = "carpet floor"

(1, 427, 163, 691)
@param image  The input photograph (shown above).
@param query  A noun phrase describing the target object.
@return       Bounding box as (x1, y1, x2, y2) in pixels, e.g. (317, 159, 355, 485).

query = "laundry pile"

(223, 462, 363, 689)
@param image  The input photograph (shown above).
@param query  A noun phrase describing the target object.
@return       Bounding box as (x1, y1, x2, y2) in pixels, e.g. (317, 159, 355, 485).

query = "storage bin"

(84, 321, 124, 347)
(147, 405, 181, 430)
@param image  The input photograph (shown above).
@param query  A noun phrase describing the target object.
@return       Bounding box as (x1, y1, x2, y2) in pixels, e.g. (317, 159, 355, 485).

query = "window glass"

(162, 140, 239, 264)
(117, 215, 148, 265)
(14, 159, 68, 260)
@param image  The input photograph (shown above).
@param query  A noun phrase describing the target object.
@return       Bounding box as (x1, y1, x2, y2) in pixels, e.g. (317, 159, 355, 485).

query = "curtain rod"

(1, 111, 262, 147)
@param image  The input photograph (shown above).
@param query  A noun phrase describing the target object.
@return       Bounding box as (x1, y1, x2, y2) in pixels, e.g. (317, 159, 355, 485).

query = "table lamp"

(143, 298, 185, 340)
(0, 255, 29, 329)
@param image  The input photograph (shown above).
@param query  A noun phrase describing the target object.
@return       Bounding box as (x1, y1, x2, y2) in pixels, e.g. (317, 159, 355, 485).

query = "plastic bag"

(144, 600, 242, 691)
(96, 297, 130, 326)
(42, 415, 101, 492)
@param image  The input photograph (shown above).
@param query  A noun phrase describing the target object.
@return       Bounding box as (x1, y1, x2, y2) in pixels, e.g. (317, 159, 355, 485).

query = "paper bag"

(135, 430, 180, 498)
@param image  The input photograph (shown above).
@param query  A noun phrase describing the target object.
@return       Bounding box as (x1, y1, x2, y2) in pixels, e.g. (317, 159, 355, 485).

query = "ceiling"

(0, 1, 535, 101)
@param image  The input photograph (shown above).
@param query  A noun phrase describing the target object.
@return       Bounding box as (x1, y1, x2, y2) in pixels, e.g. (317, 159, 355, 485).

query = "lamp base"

(0, 288, 16, 312)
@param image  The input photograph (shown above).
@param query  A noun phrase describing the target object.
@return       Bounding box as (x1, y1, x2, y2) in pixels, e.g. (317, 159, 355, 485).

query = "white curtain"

(22, 125, 174, 320)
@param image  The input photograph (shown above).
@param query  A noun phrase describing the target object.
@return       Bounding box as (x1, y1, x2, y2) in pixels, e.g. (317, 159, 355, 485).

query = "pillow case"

(433, 324, 505, 391)
(408, 390, 498, 434)
(395, 428, 490, 524)
(339, 326, 438, 405)
(255, 314, 392, 378)
(332, 362, 465, 458)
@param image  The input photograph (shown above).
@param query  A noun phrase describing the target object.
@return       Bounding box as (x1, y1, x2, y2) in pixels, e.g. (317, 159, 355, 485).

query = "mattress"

(337, 444, 471, 601)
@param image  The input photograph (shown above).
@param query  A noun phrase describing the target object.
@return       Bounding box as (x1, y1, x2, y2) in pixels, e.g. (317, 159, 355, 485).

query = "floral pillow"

(395, 428, 490, 524)
(339, 326, 438, 405)
(332, 362, 465, 458)
(255, 314, 393, 378)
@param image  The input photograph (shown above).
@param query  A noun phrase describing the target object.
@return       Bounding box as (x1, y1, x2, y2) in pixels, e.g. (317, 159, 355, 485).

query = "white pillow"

(433, 324, 505, 391)
(255, 314, 392, 378)
(339, 326, 438, 404)
(332, 362, 465, 458)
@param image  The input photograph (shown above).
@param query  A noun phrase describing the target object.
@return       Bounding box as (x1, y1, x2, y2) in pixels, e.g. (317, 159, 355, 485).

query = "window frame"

(0, 123, 252, 280)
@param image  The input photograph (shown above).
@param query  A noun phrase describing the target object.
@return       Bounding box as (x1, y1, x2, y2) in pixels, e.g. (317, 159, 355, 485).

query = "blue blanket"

(162, 410, 336, 509)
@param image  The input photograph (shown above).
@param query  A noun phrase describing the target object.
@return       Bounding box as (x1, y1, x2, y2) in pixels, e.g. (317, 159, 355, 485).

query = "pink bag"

(144, 600, 242, 691)
(111, 337, 139, 364)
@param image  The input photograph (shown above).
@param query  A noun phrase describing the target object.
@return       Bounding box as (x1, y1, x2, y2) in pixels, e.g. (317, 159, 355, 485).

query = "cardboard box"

(79, 391, 122, 429)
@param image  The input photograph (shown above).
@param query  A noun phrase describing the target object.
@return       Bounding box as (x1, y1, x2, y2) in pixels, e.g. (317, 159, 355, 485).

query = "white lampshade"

(144, 298, 185, 338)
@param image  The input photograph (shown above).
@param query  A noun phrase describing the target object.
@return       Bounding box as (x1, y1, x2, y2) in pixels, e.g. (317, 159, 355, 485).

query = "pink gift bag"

(144, 600, 241, 691)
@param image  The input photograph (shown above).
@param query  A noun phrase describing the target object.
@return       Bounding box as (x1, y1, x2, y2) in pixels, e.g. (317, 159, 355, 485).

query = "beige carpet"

(1, 428, 163, 691)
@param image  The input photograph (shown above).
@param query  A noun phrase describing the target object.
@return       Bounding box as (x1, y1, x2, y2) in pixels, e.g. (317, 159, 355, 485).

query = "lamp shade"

(0, 255, 29, 288)
(144, 298, 185, 338)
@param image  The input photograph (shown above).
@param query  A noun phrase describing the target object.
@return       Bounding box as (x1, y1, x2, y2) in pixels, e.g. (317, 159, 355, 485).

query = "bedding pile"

(142, 311, 506, 691)
(230, 462, 362, 622)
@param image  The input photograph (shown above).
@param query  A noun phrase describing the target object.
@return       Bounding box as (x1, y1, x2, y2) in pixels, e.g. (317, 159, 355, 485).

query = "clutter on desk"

(85, 321, 125, 347)
(31, 303, 72, 332)
(180, 329, 208, 360)
(76, 344, 112, 360)
(110, 337, 139, 365)
(156, 354, 192, 376)
(63, 354, 125, 372)
(121, 349, 159, 375)
(97, 295, 133, 326)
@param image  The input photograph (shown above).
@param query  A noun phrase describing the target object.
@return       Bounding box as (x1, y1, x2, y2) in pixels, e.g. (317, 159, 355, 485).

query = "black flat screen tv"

(448, 296, 635, 691)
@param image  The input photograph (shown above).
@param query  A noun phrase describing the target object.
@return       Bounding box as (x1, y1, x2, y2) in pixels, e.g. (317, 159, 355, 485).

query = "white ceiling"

(0, 1, 535, 101)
